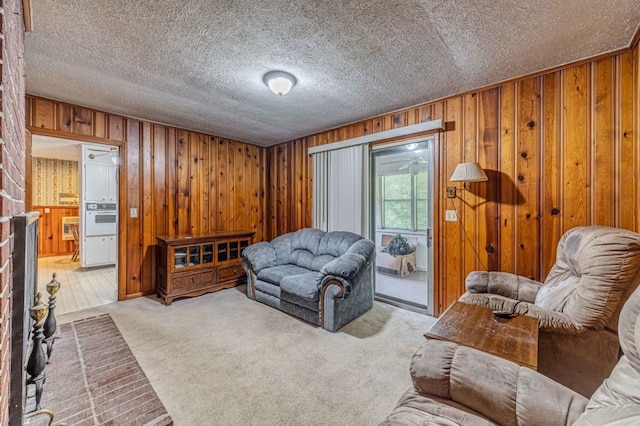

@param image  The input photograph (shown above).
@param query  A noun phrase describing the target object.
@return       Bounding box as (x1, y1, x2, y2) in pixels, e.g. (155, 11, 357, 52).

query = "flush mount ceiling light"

(263, 71, 297, 96)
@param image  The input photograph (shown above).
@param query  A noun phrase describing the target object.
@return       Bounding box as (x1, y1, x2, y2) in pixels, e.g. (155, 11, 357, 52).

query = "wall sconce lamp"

(446, 162, 488, 198)
(263, 70, 297, 96)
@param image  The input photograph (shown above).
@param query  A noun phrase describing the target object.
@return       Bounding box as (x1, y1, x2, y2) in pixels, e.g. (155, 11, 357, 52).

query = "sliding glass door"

(371, 139, 434, 314)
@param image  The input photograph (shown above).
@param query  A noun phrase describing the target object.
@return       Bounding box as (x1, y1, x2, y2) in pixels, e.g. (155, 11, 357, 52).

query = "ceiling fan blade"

(398, 164, 409, 170)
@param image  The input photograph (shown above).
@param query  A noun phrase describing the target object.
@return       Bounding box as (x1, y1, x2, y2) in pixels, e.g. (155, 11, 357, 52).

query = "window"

(377, 171, 427, 231)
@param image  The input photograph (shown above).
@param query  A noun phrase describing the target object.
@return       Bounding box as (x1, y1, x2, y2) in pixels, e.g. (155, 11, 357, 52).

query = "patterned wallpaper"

(33, 157, 80, 206)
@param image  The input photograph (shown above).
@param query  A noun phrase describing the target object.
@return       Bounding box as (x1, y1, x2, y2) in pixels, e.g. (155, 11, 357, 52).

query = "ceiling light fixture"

(263, 71, 297, 96)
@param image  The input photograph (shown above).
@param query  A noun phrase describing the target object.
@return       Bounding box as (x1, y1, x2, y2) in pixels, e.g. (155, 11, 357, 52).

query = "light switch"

(445, 210, 458, 222)
(44, 207, 51, 213)
(130, 208, 138, 218)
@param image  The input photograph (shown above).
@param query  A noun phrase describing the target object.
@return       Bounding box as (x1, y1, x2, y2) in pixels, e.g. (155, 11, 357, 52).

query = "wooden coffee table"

(425, 301, 539, 369)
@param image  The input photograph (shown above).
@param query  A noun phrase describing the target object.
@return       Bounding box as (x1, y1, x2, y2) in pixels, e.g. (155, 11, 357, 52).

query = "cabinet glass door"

(203, 244, 214, 264)
(174, 247, 187, 269)
(189, 246, 201, 267)
(217, 242, 228, 262)
(229, 241, 239, 260)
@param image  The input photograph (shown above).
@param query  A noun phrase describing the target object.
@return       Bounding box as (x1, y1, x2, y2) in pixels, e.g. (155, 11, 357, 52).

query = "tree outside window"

(377, 171, 427, 231)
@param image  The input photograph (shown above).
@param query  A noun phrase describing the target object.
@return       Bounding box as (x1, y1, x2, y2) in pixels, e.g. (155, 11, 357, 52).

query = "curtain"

(313, 145, 368, 235)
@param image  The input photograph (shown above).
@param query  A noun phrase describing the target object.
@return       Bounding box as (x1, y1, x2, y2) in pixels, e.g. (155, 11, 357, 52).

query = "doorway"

(31, 135, 119, 315)
(371, 139, 434, 314)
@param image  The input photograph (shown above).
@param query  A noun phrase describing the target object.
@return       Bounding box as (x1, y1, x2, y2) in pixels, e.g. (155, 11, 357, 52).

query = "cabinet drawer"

(172, 271, 215, 292)
(218, 264, 243, 281)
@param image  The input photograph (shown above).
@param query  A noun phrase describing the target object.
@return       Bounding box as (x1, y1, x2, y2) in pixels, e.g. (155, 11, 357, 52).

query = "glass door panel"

(371, 139, 434, 313)
(189, 245, 201, 267)
(203, 244, 214, 264)
(229, 241, 239, 260)
(217, 242, 228, 262)
(174, 247, 187, 270)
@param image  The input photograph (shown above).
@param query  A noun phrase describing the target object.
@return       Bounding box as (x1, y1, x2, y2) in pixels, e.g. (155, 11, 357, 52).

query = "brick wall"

(0, 0, 26, 425)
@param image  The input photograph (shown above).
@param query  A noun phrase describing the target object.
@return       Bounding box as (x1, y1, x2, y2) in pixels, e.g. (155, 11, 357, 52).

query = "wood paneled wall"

(34, 206, 79, 256)
(267, 138, 313, 238)
(269, 46, 640, 315)
(26, 96, 268, 299)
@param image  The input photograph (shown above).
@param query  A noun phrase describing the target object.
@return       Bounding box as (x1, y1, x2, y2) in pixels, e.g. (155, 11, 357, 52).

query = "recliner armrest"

(523, 304, 585, 334)
(412, 339, 588, 425)
(466, 271, 542, 303)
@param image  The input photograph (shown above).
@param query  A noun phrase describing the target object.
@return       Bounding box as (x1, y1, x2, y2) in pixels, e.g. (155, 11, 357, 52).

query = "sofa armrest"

(241, 242, 276, 274)
(412, 339, 588, 425)
(317, 253, 367, 299)
(465, 271, 542, 303)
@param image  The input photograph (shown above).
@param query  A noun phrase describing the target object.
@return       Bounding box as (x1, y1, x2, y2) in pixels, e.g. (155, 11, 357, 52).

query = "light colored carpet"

(58, 286, 435, 425)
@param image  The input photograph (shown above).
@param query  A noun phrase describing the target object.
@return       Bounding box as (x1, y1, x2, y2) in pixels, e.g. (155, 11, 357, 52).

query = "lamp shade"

(263, 71, 297, 96)
(449, 162, 488, 182)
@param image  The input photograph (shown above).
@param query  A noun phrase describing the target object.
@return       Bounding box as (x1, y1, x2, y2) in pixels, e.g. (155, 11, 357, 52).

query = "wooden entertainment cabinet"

(156, 231, 254, 305)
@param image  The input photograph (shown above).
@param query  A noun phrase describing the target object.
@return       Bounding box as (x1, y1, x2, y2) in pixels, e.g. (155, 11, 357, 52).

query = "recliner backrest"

(536, 226, 640, 330)
(578, 285, 640, 423)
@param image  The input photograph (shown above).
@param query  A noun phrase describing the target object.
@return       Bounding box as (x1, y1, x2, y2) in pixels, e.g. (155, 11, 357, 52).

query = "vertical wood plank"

(108, 115, 124, 141)
(618, 51, 636, 231)
(153, 125, 167, 238)
(25, 96, 33, 127)
(562, 65, 589, 232)
(218, 139, 228, 232)
(477, 89, 500, 272)
(94, 111, 107, 139)
(73, 107, 93, 136)
(592, 58, 615, 226)
(515, 78, 540, 279)
(176, 129, 190, 235)
(199, 134, 210, 235)
(441, 97, 464, 312)
(189, 132, 201, 234)
(236, 142, 247, 231)
(499, 83, 517, 274)
(126, 119, 142, 295)
(166, 128, 178, 237)
(57, 103, 73, 133)
(249, 144, 261, 237)
(541, 73, 562, 277)
(209, 136, 219, 232)
(141, 122, 154, 292)
(32, 98, 55, 129)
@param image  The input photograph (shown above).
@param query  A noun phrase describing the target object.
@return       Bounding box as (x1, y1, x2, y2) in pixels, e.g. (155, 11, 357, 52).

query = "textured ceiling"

(25, 1, 640, 146)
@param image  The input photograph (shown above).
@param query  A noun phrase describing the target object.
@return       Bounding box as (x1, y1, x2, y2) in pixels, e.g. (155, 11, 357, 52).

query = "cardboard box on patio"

(376, 251, 417, 277)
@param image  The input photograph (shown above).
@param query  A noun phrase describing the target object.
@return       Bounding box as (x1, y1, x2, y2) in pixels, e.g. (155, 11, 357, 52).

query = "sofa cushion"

(255, 280, 280, 299)
(318, 231, 362, 257)
(271, 233, 293, 266)
(280, 272, 320, 301)
(257, 265, 310, 286)
(291, 228, 324, 253)
(288, 228, 325, 269)
(310, 254, 336, 272)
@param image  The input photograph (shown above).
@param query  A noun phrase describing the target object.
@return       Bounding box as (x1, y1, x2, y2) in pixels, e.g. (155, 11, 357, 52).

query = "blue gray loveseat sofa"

(241, 228, 375, 332)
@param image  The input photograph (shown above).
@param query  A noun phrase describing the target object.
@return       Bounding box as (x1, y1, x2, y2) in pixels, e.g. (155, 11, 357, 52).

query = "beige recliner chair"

(381, 284, 640, 425)
(460, 226, 640, 397)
